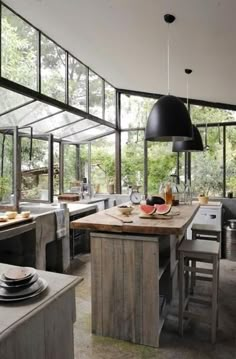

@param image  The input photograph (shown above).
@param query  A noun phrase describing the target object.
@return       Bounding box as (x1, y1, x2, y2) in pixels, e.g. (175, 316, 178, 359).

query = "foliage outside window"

(91, 134, 115, 194)
(105, 83, 116, 123)
(121, 131, 144, 193)
(0, 133, 13, 202)
(41, 35, 66, 102)
(191, 105, 235, 124)
(89, 70, 103, 118)
(21, 138, 49, 200)
(148, 142, 177, 194)
(63, 144, 77, 192)
(226, 126, 236, 195)
(1, 5, 38, 90)
(79, 144, 89, 181)
(53, 142, 60, 196)
(191, 128, 223, 197)
(69, 56, 87, 111)
(120, 94, 156, 129)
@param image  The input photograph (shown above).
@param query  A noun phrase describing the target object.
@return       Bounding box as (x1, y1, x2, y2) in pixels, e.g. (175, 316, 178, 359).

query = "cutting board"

(139, 214, 173, 220)
(0, 215, 33, 229)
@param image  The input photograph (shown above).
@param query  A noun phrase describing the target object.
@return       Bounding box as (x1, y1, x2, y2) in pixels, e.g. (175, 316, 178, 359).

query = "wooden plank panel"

(142, 241, 159, 347)
(91, 236, 103, 335)
(134, 241, 143, 343)
(0, 331, 16, 359)
(44, 290, 74, 359)
(123, 240, 135, 342)
(113, 239, 124, 339)
(101, 238, 114, 337)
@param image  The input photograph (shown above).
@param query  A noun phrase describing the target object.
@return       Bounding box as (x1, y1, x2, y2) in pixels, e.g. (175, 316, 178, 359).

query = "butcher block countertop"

(71, 203, 199, 235)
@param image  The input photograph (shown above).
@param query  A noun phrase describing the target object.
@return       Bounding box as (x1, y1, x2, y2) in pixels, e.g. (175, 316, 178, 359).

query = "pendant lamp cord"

(167, 23, 170, 95)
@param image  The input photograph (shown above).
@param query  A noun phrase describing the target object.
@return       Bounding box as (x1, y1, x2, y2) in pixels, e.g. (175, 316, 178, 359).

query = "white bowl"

(117, 206, 134, 216)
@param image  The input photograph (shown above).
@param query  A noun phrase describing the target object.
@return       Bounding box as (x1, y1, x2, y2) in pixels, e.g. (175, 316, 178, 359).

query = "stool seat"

(179, 239, 220, 256)
(191, 223, 221, 233)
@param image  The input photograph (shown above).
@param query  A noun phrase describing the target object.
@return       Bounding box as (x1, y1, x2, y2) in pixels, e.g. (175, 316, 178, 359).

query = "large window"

(41, 35, 66, 102)
(105, 83, 116, 123)
(1, 5, 38, 90)
(226, 126, 236, 195)
(191, 127, 223, 197)
(148, 142, 177, 194)
(121, 131, 144, 193)
(91, 134, 115, 194)
(69, 56, 87, 111)
(0, 133, 13, 203)
(21, 137, 49, 200)
(89, 71, 103, 118)
(63, 144, 77, 192)
(120, 94, 156, 129)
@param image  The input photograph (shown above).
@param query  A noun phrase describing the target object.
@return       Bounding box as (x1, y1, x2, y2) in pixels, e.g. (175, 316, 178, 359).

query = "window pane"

(226, 126, 236, 196)
(63, 144, 77, 192)
(91, 134, 115, 194)
(69, 56, 87, 111)
(79, 144, 89, 181)
(0, 101, 59, 127)
(191, 127, 223, 197)
(52, 119, 97, 139)
(148, 142, 177, 194)
(121, 94, 156, 129)
(89, 70, 103, 118)
(0, 88, 32, 115)
(41, 35, 66, 102)
(105, 83, 116, 123)
(21, 138, 49, 200)
(0, 133, 13, 203)
(191, 105, 235, 124)
(121, 131, 144, 194)
(53, 142, 60, 196)
(65, 125, 113, 143)
(1, 6, 38, 90)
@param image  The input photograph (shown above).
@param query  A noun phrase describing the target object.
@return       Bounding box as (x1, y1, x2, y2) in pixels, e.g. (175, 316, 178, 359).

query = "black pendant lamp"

(172, 69, 204, 152)
(145, 14, 193, 142)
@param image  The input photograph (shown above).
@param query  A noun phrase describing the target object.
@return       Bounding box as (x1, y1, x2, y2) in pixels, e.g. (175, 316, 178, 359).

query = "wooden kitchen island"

(71, 204, 199, 347)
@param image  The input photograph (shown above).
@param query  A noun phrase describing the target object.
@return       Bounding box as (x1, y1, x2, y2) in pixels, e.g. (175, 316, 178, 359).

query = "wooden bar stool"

(178, 239, 220, 344)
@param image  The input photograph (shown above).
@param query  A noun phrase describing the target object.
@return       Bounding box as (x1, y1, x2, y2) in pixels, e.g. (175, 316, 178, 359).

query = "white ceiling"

(4, 0, 236, 106)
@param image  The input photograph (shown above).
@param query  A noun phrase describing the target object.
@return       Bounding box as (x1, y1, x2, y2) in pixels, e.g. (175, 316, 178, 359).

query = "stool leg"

(179, 252, 185, 336)
(211, 255, 218, 344)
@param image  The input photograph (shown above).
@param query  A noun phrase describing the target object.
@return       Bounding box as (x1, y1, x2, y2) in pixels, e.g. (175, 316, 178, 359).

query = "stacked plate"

(0, 267, 48, 302)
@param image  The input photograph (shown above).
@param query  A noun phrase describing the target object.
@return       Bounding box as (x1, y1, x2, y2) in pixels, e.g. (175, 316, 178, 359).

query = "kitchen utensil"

(117, 206, 134, 216)
(105, 213, 133, 223)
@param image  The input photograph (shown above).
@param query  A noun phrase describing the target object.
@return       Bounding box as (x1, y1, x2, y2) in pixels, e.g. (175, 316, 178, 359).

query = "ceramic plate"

(0, 278, 48, 302)
(3, 267, 36, 281)
(0, 273, 39, 289)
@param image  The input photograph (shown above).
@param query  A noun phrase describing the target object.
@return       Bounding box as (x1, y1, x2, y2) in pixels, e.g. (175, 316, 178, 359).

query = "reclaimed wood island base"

(71, 204, 199, 347)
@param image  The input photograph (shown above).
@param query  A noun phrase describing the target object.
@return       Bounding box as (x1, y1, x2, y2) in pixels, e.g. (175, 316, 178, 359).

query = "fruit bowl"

(5, 211, 17, 219)
(117, 205, 134, 216)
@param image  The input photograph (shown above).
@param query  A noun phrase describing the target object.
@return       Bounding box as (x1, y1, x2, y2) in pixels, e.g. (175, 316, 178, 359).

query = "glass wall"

(148, 142, 177, 194)
(1, 6, 38, 90)
(0, 133, 13, 203)
(120, 94, 156, 129)
(121, 131, 144, 194)
(41, 35, 66, 102)
(63, 144, 77, 192)
(21, 137, 49, 200)
(69, 56, 87, 111)
(105, 82, 116, 123)
(91, 134, 115, 194)
(89, 70, 103, 118)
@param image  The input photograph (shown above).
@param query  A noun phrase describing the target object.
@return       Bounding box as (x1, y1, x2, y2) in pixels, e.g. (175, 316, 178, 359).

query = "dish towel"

(55, 209, 66, 239)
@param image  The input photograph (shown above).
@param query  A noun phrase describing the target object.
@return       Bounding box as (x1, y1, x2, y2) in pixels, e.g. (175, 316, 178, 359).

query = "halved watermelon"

(154, 204, 171, 215)
(140, 204, 156, 215)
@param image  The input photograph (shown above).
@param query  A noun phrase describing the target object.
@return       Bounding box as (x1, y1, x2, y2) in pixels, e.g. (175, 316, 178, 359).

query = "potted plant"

(198, 186, 209, 205)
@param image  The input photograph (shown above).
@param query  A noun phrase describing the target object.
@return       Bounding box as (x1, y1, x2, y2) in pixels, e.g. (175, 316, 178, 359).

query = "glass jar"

(184, 180, 192, 205)
(165, 182, 173, 205)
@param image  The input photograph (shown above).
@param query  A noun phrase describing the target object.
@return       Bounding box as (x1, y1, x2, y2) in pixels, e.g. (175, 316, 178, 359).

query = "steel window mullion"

(223, 125, 226, 197)
(48, 134, 53, 202)
(88, 142, 91, 190)
(61, 124, 100, 140)
(144, 139, 148, 197)
(20, 110, 63, 127)
(0, 99, 36, 117)
(45, 117, 85, 134)
(13, 126, 20, 211)
(38, 31, 41, 93)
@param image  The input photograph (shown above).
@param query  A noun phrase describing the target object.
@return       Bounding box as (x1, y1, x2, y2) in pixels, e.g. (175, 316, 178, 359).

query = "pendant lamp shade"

(172, 124, 203, 152)
(145, 95, 193, 142)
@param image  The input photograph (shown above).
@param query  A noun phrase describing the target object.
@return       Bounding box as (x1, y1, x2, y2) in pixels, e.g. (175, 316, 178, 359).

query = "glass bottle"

(184, 180, 192, 205)
(170, 175, 179, 206)
(165, 182, 173, 205)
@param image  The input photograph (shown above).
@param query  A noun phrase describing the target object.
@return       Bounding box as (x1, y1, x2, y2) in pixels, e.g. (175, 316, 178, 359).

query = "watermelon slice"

(140, 204, 156, 215)
(154, 204, 172, 215)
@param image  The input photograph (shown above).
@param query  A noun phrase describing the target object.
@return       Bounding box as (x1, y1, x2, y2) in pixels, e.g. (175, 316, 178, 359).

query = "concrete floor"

(71, 255, 236, 359)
